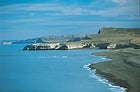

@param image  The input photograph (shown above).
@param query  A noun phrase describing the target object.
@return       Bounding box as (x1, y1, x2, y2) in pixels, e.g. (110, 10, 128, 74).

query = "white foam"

(83, 64, 126, 92)
(100, 56, 112, 61)
(101, 57, 107, 60)
(83, 64, 91, 70)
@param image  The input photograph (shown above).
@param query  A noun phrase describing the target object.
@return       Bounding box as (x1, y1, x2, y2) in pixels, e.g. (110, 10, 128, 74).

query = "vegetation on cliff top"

(80, 28, 140, 45)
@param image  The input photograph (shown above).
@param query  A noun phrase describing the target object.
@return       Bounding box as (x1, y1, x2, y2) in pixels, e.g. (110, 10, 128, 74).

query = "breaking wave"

(83, 64, 126, 92)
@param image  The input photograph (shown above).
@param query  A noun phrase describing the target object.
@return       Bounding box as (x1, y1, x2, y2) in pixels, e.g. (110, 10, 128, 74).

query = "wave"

(92, 55, 112, 62)
(83, 64, 91, 70)
(99, 56, 112, 61)
(83, 64, 126, 92)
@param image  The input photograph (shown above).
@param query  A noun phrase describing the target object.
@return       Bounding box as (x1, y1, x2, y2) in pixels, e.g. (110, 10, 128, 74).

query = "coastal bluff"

(23, 43, 68, 50)
(23, 28, 140, 50)
(22, 27, 140, 92)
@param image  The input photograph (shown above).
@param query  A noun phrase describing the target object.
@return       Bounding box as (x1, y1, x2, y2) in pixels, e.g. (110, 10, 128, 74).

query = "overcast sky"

(0, 0, 140, 40)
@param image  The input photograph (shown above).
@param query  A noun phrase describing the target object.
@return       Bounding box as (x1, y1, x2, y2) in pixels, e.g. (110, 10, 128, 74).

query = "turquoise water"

(0, 44, 123, 92)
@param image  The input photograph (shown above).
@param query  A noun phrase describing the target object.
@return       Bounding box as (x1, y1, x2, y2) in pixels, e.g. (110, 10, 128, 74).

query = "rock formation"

(23, 43, 68, 50)
(23, 28, 140, 50)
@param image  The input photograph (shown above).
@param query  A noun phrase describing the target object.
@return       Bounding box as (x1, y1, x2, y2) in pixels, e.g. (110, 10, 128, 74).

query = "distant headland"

(22, 27, 140, 50)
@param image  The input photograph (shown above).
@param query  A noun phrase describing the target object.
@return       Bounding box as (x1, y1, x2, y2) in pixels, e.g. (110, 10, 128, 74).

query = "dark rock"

(55, 44, 68, 50)
(96, 43, 110, 49)
(114, 43, 140, 49)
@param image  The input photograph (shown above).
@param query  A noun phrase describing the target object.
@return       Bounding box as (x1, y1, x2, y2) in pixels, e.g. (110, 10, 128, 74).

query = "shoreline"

(89, 48, 140, 92)
(83, 64, 126, 92)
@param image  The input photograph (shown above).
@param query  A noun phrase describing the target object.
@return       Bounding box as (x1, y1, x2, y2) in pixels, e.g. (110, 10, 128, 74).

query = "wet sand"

(89, 48, 140, 92)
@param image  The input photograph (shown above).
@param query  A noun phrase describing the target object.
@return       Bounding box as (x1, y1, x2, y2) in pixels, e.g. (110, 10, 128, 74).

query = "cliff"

(98, 27, 140, 35)
(80, 28, 140, 49)
(23, 43, 68, 50)
(23, 28, 140, 50)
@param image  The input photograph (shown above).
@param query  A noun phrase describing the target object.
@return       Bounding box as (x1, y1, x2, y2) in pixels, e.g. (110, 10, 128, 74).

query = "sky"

(0, 0, 140, 40)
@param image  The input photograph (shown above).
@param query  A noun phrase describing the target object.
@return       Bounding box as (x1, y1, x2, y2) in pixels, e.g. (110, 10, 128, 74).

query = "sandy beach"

(89, 48, 140, 92)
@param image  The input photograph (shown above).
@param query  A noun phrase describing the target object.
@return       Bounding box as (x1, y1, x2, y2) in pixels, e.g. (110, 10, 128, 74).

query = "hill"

(98, 27, 140, 35)
(71, 28, 140, 49)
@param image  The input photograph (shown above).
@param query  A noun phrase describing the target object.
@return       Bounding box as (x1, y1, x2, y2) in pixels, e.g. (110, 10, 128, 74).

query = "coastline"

(83, 64, 126, 92)
(89, 48, 140, 92)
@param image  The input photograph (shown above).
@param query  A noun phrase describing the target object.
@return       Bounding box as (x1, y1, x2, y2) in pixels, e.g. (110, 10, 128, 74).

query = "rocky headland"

(22, 28, 140, 92)
(23, 43, 68, 50)
(23, 28, 140, 50)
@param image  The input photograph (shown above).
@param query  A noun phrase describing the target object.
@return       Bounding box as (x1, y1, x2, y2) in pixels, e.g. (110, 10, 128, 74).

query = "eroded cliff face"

(23, 43, 68, 50)
(65, 42, 95, 49)
(23, 28, 140, 50)
(23, 42, 94, 50)
(81, 28, 140, 49)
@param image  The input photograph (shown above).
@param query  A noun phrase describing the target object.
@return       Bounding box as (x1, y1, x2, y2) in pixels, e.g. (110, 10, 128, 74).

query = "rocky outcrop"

(23, 42, 140, 50)
(107, 43, 140, 49)
(95, 43, 110, 49)
(23, 28, 140, 50)
(82, 43, 96, 48)
(65, 43, 96, 49)
(66, 43, 85, 49)
(107, 43, 117, 49)
(23, 43, 68, 50)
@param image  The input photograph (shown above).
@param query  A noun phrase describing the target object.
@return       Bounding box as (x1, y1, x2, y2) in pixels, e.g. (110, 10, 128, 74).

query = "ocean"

(0, 44, 125, 92)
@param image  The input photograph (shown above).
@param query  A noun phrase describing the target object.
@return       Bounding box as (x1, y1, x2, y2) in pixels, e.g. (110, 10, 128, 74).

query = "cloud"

(0, 0, 139, 26)
(0, 0, 139, 40)
(0, 3, 138, 19)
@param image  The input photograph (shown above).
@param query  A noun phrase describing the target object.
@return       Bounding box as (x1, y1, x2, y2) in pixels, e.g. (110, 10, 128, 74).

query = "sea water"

(0, 44, 125, 92)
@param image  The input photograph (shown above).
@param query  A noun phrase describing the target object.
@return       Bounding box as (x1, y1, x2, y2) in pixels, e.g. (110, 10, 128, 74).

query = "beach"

(89, 48, 140, 92)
